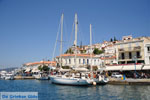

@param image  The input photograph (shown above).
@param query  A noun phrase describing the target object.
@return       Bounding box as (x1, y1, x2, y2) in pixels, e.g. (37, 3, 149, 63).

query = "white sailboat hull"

(5, 76, 14, 80)
(34, 74, 49, 80)
(37, 77, 49, 80)
(50, 76, 92, 86)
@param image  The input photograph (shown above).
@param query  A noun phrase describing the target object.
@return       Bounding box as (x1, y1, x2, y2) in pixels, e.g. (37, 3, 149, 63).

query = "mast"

(75, 13, 78, 68)
(60, 13, 64, 68)
(90, 24, 92, 72)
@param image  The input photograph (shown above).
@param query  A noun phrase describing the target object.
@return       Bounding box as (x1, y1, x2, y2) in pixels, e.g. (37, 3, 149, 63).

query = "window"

(87, 59, 89, 64)
(136, 51, 140, 58)
(83, 59, 85, 64)
(94, 60, 96, 65)
(128, 43, 131, 50)
(136, 42, 139, 46)
(79, 59, 81, 64)
(148, 47, 150, 52)
(69, 59, 71, 64)
(121, 53, 125, 59)
(91, 59, 92, 65)
(129, 52, 132, 59)
(120, 44, 124, 49)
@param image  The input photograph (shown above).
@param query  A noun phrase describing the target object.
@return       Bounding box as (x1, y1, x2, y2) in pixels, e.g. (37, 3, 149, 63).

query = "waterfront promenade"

(109, 77, 150, 85)
(12, 75, 150, 85)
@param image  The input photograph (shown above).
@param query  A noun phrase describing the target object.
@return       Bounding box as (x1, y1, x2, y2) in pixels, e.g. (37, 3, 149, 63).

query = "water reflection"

(55, 84, 150, 100)
(0, 80, 150, 100)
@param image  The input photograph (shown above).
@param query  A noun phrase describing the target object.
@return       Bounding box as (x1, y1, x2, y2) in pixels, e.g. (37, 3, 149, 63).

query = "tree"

(114, 36, 117, 41)
(65, 48, 74, 54)
(93, 48, 99, 54)
(42, 65, 50, 72)
(38, 65, 42, 71)
(80, 50, 86, 54)
(38, 65, 49, 72)
(80, 41, 82, 48)
(110, 38, 113, 42)
(93, 48, 104, 54)
(62, 66, 70, 69)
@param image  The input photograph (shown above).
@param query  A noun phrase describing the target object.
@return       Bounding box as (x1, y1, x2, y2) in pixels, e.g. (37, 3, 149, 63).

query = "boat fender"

(99, 76, 102, 81)
(93, 82, 96, 85)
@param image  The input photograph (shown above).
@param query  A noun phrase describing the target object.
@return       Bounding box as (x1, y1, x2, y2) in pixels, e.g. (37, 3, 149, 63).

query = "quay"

(108, 77, 150, 85)
(14, 76, 35, 80)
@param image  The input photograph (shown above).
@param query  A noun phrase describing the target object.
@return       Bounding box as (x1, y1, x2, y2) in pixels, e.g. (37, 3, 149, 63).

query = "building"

(100, 54, 117, 66)
(55, 54, 101, 68)
(101, 41, 113, 48)
(24, 61, 56, 67)
(69, 43, 102, 54)
(104, 44, 116, 54)
(23, 61, 56, 72)
(115, 35, 150, 65)
(144, 42, 150, 65)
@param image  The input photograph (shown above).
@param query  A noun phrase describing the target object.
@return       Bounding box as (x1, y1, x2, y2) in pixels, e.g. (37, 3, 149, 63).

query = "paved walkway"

(108, 77, 150, 85)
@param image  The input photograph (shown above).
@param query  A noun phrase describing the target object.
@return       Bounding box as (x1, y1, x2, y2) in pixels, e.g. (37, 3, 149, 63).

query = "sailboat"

(50, 13, 93, 86)
(89, 24, 109, 85)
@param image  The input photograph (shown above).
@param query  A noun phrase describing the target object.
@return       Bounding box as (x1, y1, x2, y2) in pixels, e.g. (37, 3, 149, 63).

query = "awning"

(25, 68, 31, 72)
(31, 68, 40, 73)
(105, 64, 150, 71)
(59, 68, 71, 72)
(97, 67, 106, 72)
(73, 67, 89, 72)
(49, 66, 56, 70)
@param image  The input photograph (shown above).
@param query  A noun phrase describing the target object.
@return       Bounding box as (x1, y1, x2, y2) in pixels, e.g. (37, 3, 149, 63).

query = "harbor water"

(0, 80, 150, 100)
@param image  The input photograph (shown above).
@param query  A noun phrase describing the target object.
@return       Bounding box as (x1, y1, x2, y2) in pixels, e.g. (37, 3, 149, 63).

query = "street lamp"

(132, 56, 137, 78)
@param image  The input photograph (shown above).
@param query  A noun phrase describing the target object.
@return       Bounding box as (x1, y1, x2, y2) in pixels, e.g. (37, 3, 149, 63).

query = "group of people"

(136, 72, 150, 78)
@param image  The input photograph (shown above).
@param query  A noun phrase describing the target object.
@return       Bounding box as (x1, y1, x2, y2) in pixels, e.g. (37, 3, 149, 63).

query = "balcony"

(118, 46, 141, 52)
(137, 55, 142, 58)
(134, 46, 141, 50)
(118, 48, 124, 51)
(118, 55, 142, 60)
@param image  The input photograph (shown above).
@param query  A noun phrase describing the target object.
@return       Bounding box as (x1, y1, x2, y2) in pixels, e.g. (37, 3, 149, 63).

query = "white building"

(55, 54, 101, 68)
(101, 41, 113, 48)
(115, 36, 150, 65)
(23, 61, 56, 72)
(104, 44, 116, 54)
(144, 43, 150, 65)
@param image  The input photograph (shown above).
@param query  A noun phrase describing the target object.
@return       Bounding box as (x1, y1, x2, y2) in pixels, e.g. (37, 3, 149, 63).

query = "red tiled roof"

(24, 61, 56, 66)
(56, 54, 95, 58)
(100, 56, 116, 60)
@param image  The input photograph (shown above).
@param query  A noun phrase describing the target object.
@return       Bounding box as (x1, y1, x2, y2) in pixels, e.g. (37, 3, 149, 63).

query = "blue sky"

(0, 0, 149, 68)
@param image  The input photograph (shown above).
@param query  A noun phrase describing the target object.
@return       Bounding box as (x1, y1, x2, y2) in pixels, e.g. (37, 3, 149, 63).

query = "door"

(149, 57, 150, 64)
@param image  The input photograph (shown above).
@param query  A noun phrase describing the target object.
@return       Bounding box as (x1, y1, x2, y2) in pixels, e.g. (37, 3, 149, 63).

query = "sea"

(0, 80, 150, 100)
